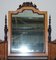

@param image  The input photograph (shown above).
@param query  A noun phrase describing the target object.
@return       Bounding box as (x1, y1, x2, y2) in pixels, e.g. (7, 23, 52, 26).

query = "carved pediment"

(17, 2, 38, 10)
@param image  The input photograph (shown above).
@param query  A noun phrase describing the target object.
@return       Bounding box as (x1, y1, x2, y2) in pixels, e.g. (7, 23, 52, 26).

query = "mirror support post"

(48, 15, 51, 42)
(4, 15, 8, 41)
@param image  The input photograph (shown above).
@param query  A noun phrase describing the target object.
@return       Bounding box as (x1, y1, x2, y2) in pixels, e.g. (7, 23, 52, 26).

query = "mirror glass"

(11, 10, 45, 53)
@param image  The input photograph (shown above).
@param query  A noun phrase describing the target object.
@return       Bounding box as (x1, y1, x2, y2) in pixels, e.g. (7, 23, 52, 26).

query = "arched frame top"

(8, 3, 48, 57)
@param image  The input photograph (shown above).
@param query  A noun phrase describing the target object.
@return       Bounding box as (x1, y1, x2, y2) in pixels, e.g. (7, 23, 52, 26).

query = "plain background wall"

(0, 0, 56, 41)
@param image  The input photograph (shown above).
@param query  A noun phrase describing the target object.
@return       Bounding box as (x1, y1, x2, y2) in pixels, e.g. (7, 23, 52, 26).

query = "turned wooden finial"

(48, 15, 51, 42)
(4, 15, 8, 41)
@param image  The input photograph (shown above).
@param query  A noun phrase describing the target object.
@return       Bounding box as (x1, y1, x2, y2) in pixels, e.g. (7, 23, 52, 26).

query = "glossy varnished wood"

(48, 41, 56, 60)
(0, 41, 7, 60)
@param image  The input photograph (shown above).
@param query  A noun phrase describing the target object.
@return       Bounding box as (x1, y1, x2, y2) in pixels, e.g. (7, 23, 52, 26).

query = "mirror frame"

(8, 2, 48, 56)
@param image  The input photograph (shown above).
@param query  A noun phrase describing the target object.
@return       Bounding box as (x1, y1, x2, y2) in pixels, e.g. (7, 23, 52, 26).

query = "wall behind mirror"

(0, 0, 56, 41)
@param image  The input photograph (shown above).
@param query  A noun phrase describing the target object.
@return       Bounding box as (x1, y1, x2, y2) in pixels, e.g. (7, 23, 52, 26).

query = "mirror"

(11, 10, 44, 53)
(8, 2, 48, 56)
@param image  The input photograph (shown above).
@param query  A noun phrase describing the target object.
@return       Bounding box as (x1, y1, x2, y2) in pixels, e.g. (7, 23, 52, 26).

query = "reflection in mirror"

(11, 10, 45, 53)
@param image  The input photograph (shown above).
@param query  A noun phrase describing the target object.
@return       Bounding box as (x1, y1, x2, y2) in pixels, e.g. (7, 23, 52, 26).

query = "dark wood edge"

(0, 40, 7, 44)
(50, 41, 56, 44)
(48, 39, 56, 44)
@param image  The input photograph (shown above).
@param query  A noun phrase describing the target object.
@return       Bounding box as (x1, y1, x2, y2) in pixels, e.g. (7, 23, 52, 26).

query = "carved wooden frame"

(8, 2, 48, 56)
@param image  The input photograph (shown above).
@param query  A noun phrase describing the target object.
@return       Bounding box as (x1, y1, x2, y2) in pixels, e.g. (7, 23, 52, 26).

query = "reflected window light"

(19, 45, 30, 53)
(11, 45, 31, 53)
